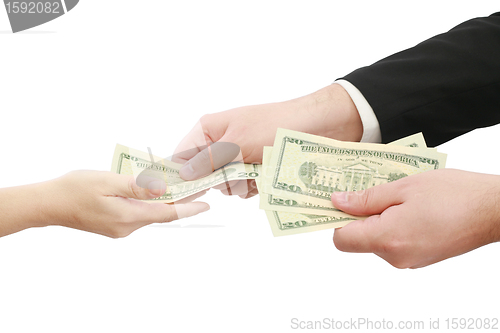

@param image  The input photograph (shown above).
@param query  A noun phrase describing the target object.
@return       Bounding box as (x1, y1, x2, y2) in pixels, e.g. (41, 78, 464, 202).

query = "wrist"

(37, 176, 79, 229)
(0, 181, 52, 237)
(34, 180, 59, 228)
(18, 181, 56, 230)
(489, 177, 500, 243)
(472, 173, 500, 245)
(302, 83, 363, 142)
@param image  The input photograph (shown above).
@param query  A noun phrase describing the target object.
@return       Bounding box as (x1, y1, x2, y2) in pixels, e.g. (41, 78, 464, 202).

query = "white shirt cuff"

(335, 79, 382, 143)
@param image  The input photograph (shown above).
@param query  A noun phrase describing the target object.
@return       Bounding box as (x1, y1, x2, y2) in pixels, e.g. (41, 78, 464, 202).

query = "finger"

(171, 190, 209, 204)
(172, 201, 211, 220)
(106, 173, 167, 200)
(213, 180, 256, 197)
(331, 181, 405, 216)
(244, 179, 258, 196)
(172, 121, 212, 164)
(172, 145, 207, 165)
(212, 180, 240, 190)
(179, 141, 241, 181)
(224, 179, 257, 197)
(135, 168, 170, 195)
(219, 179, 252, 196)
(212, 179, 256, 192)
(248, 179, 257, 191)
(333, 216, 382, 253)
(172, 117, 230, 164)
(127, 200, 210, 225)
(239, 187, 259, 199)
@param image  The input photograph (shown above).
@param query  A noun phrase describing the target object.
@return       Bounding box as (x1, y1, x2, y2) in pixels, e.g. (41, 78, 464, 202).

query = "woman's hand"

(0, 170, 209, 238)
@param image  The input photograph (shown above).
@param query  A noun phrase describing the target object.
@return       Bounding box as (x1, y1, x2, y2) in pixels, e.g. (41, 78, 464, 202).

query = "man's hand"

(331, 169, 500, 268)
(173, 83, 363, 198)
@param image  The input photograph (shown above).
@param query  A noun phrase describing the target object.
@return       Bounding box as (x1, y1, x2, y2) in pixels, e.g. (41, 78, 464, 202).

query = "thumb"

(331, 182, 403, 216)
(179, 141, 241, 181)
(109, 173, 167, 200)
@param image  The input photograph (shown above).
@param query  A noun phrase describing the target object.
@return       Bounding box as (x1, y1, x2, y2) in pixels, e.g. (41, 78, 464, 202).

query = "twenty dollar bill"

(111, 144, 261, 203)
(259, 130, 447, 236)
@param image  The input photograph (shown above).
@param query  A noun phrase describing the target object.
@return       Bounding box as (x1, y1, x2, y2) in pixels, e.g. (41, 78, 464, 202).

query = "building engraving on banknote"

(271, 135, 443, 202)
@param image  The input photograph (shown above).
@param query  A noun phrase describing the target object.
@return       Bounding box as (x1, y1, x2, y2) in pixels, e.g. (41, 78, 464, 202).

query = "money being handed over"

(111, 129, 446, 237)
(111, 144, 261, 203)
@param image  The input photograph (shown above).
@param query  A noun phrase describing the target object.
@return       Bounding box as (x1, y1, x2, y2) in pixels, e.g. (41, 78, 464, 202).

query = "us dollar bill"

(263, 129, 446, 208)
(259, 131, 446, 236)
(111, 144, 261, 203)
(259, 133, 430, 217)
(384, 132, 428, 149)
(265, 211, 353, 237)
(259, 147, 349, 217)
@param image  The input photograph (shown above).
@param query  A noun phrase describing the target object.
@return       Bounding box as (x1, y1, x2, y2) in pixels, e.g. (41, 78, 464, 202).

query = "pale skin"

(2, 84, 356, 238)
(0, 171, 209, 238)
(175, 83, 500, 268)
(174, 83, 362, 198)
(331, 169, 500, 268)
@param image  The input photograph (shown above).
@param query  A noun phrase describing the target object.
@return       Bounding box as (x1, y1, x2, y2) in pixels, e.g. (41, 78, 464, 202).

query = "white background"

(1, 1, 499, 332)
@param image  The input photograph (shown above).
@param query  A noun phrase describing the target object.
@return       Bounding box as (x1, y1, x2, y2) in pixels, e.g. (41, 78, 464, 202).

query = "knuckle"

(389, 258, 413, 270)
(128, 176, 145, 199)
(332, 232, 347, 252)
(108, 226, 133, 239)
(375, 238, 414, 269)
(393, 176, 412, 196)
(198, 114, 217, 137)
(59, 170, 82, 187)
(358, 188, 375, 208)
(162, 206, 178, 222)
(194, 149, 211, 166)
(162, 214, 175, 223)
(199, 114, 210, 123)
(377, 238, 402, 254)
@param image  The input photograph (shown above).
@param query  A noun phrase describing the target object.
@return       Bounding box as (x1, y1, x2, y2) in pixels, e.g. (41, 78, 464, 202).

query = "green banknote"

(263, 129, 446, 208)
(111, 144, 261, 203)
(259, 133, 430, 217)
(265, 211, 353, 237)
(259, 131, 446, 236)
(259, 147, 352, 218)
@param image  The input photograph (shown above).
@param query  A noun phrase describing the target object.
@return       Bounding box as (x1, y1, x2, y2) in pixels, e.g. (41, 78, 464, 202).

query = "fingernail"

(199, 205, 210, 213)
(179, 162, 195, 180)
(175, 203, 210, 219)
(332, 191, 348, 205)
(148, 180, 166, 196)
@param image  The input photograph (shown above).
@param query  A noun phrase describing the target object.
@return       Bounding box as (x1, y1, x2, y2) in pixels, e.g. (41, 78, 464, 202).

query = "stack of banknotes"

(257, 129, 446, 236)
(111, 128, 447, 236)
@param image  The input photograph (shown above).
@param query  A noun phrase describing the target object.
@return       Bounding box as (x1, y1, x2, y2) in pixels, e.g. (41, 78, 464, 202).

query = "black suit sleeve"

(341, 12, 500, 147)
